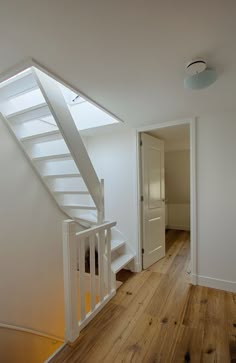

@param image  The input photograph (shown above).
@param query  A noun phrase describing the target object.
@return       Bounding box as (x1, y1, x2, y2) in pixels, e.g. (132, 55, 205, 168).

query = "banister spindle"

(98, 230, 105, 301)
(62, 220, 80, 342)
(89, 234, 96, 311)
(106, 228, 112, 294)
(78, 237, 86, 321)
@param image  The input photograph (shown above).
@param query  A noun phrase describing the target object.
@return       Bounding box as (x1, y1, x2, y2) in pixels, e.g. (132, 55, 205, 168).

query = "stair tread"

(0, 70, 37, 99)
(111, 253, 135, 274)
(43, 173, 81, 178)
(111, 239, 126, 252)
(7, 102, 49, 122)
(62, 204, 96, 210)
(53, 190, 89, 195)
(20, 129, 60, 141)
(32, 153, 71, 161)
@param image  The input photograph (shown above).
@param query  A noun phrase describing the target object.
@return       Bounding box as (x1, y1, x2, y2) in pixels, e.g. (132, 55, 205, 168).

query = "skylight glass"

(0, 66, 120, 131)
(59, 82, 119, 131)
(69, 102, 118, 130)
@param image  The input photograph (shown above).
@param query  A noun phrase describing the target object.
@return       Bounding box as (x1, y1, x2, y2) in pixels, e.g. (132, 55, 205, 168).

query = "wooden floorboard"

(52, 230, 236, 363)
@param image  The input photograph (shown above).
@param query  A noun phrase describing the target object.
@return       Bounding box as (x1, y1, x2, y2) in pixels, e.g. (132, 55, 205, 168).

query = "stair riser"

(56, 194, 94, 206)
(13, 120, 58, 140)
(5, 89, 45, 117)
(36, 158, 79, 177)
(8, 104, 51, 124)
(46, 177, 87, 192)
(21, 132, 61, 143)
(24, 139, 70, 159)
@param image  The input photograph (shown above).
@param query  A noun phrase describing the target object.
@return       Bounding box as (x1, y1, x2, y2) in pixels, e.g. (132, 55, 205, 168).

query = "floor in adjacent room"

(51, 230, 236, 363)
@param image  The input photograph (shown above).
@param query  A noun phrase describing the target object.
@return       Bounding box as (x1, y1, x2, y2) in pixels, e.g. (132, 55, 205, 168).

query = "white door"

(141, 133, 165, 269)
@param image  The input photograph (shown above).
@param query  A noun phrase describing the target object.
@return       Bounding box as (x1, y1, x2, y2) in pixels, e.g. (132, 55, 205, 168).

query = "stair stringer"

(32, 67, 105, 224)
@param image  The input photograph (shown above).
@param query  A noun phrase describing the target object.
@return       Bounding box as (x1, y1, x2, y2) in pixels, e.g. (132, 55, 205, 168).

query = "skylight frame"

(0, 58, 123, 125)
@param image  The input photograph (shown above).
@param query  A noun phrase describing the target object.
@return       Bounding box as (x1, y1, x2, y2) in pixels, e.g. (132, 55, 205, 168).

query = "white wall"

(196, 112, 236, 291)
(165, 150, 190, 230)
(87, 112, 236, 291)
(0, 120, 65, 338)
(86, 128, 139, 266)
(167, 204, 190, 231)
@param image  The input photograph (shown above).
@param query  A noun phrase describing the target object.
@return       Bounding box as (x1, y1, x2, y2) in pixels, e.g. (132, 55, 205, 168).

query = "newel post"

(62, 220, 80, 342)
(98, 179, 105, 224)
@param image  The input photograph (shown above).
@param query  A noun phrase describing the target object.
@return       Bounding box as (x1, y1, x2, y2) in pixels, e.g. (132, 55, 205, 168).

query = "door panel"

(147, 147, 162, 208)
(141, 133, 165, 269)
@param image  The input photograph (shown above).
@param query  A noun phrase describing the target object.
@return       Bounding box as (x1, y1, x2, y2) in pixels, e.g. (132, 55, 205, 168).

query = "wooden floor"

(52, 230, 236, 363)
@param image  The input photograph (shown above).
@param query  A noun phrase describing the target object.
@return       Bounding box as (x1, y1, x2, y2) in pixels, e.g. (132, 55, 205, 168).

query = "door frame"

(135, 118, 197, 285)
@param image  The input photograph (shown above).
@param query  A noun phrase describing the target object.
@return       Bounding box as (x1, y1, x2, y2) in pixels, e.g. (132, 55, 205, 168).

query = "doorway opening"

(137, 120, 196, 283)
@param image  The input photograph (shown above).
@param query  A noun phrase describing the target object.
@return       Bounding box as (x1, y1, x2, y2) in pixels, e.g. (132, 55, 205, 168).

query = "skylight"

(0, 66, 120, 132)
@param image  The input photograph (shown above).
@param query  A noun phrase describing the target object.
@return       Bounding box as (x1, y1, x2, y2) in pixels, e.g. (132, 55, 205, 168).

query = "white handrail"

(76, 221, 116, 238)
(63, 219, 117, 343)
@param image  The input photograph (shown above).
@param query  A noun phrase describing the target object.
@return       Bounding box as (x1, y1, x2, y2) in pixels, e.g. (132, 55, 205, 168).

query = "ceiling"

(0, 0, 235, 127)
(147, 124, 190, 151)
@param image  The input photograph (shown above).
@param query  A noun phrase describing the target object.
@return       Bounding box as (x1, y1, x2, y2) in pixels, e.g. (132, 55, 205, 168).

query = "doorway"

(137, 119, 196, 283)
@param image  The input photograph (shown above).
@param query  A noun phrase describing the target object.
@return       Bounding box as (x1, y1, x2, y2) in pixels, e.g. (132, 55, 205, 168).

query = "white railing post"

(78, 238, 86, 321)
(89, 235, 96, 311)
(106, 228, 112, 294)
(98, 179, 105, 224)
(63, 220, 80, 342)
(98, 229, 105, 301)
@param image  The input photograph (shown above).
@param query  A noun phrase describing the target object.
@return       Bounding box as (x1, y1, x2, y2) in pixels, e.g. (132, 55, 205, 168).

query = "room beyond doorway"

(137, 119, 197, 284)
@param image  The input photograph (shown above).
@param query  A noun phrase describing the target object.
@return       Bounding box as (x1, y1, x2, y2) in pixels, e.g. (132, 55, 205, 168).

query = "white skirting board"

(193, 274, 236, 293)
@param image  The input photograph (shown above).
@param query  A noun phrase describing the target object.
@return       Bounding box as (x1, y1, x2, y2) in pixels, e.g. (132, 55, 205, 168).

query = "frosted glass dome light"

(184, 59, 217, 90)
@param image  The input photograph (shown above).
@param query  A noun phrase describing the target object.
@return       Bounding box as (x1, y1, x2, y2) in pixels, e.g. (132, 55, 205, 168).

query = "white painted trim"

(0, 57, 33, 84)
(135, 118, 197, 284)
(137, 118, 192, 132)
(132, 262, 142, 273)
(132, 128, 141, 269)
(63, 220, 80, 343)
(195, 275, 236, 293)
(189, 118, 197, 285)
(0, 322, 64, 342)
(0, 57, 123, 123)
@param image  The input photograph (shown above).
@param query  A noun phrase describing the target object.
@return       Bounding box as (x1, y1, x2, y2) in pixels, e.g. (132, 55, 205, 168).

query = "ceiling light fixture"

(184, 59, 217, 90)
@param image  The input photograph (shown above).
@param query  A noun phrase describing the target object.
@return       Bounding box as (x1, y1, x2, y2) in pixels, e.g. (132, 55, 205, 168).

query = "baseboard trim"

(167, 225, 190, 231)
(194, 274, 236, 292)
(132, 262, 142, 273)
(0, 322, 64, 342)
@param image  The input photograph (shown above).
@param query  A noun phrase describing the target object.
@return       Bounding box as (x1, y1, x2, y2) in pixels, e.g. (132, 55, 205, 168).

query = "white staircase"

(0, 65, 135, 278)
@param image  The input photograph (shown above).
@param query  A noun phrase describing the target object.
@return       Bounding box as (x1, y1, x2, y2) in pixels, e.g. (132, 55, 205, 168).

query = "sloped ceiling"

(0, 0, 235, 126)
